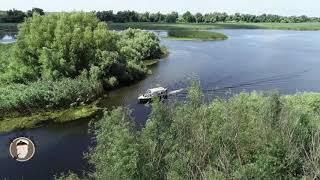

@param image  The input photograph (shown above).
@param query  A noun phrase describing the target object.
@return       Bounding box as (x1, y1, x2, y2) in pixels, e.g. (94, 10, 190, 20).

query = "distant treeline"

(0, 8, 44, 23)
(1, 8, 320, 24)
(95, 10, 320, 23)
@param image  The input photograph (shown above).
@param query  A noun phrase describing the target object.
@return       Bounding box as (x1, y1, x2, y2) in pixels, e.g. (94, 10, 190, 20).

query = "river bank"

(0, 13, 168, 133)
(1, 28, 320, 179)
(109, 22, 320, 31)
(0, 104, 100, 134)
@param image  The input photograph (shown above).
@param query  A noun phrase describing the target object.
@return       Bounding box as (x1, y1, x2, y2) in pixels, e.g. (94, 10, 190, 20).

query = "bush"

(0, 76, 103, 117)
(3, 13, 164, 87)
(88, 84, 320, 179)
(0, 13, 166, 117)
(168, 30, 228, 40)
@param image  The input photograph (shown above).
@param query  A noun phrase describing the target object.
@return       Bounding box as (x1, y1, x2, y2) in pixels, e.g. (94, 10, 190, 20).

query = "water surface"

(1, 29, 320, 179)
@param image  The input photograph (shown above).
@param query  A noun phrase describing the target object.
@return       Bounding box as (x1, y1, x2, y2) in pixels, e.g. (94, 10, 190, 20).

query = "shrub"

(88, 84, 320, 179)
(0, 76, 103, 117)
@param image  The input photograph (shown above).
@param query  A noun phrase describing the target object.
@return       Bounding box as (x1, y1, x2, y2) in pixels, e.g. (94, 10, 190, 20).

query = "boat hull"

(138, 95, 168, 104)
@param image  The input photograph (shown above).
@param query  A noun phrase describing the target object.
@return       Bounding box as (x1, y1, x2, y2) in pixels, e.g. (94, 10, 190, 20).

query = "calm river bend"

(1, 29, 320, 179)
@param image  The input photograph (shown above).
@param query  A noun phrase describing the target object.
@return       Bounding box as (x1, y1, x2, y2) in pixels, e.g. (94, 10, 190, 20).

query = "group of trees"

(3, 12, 163, 84)
(96, 10, 179, 23)
(58, 83, 320, 179)
(0, 12, 165, 115)
(0, 8, 44, 23)
(95, 10, 320, 23)
(187, 12, 319, 23)
(1, 8, 319, 24)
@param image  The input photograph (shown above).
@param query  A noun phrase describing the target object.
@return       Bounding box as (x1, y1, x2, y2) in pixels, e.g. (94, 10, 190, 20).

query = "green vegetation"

(95, 10, 320, 23)
(0, 44, 13, 75)
(0, 76, 102, 117)
(2, 8, 320, 24)
(0, 8, 44, 23)
(167, 30, 227, 40)
(1, 13, 164, 84)
(110, 22, 320, 31)
(0, 12, 166, 130)
(0, 105, 99, 133)
(60, 83, 320, 179)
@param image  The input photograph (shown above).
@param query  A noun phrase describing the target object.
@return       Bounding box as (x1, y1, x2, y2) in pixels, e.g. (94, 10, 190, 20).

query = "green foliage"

(27, 8, 45, 17)
(182, 11, 196, 23)
(0, 9, 26, 23)
(0, 44, 13, 77)
(8, 12, 115, 82)
(88, 107, 140, 179)
(2, 13, 164, 86)
(88, 85, 320, 179)
(165, 12, 179, 23)
(95, 10, 320, 24)
(0, 105, 99, 133)
(117, 28, 163, 61)
(0, 76, 102, 117)
(54, 171, 81, 180)
(0, 13, 166, 123)
(110, 22, 320, 31)
(167, 30, 228, 40)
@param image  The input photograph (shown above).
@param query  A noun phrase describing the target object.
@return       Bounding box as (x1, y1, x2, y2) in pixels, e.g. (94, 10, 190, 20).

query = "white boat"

(138, 87, 168, 103)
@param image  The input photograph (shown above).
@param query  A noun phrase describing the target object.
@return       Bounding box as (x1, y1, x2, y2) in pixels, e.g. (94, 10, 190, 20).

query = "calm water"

(1, 29, 320, 179)
(0, 34, 15, 44)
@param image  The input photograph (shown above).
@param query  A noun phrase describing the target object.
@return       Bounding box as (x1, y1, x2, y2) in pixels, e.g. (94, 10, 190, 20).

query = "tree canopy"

(94, 10, 320, 23)
(2, 12, 164, 86)
(0, 8, 45, 23)
(86, 84, 320, 179)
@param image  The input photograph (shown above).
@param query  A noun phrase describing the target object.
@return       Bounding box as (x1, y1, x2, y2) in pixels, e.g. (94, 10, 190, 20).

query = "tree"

(138, 12, 150, 22)
(182, 11, 195, 23)
(3, 9, 26, 23)
(96, 10, 114, 22)
(89, 107, 140, 179)
(6, 13, 164, 85)
(87, 86, 320, 179)
(115, 11, 139, 22)
(165, 11, 178, 23)
(195, 13, 203, 23)
(27, 7, 44, 17)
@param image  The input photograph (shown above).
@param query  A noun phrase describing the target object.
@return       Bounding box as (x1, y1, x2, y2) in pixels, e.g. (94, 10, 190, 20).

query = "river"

(1, 29, 320, 179)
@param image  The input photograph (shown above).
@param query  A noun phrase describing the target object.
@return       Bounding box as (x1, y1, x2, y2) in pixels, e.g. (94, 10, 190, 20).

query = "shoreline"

(0, 104, 101, 134)
(109, 22, 320, 31)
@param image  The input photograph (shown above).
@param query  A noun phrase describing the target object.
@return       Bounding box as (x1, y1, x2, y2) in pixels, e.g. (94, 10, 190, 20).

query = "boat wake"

(167, 69, 311, 98)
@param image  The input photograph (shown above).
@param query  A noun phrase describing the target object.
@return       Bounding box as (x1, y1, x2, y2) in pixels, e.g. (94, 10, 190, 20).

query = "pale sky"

(1, 0, 319, 16)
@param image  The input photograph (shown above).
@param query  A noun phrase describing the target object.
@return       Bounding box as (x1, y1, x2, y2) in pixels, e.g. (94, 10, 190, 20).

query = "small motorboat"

(138, 87, 168, 103)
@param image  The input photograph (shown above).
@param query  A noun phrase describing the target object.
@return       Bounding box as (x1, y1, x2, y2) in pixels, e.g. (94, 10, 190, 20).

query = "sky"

(1, 0, 319, 17)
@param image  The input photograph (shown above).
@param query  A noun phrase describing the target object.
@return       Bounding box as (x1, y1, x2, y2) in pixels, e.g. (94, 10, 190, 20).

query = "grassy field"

(167, 30, 228, 40)
(109, 22, 320, 31)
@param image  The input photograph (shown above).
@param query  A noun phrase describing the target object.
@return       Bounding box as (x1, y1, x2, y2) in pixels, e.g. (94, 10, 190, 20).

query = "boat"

(138, 87, 168, 103)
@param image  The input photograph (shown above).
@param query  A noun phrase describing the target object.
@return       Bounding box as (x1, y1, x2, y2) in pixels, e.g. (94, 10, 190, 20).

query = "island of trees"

(0, 12, 166, 132)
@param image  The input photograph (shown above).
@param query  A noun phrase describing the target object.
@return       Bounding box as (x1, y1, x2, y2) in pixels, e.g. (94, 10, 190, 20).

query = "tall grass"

(0, 44, 13, 74)
(86, 84, 320, 179)
(109, 22, 320, 31)
(0, 76, 103, 117)
(167, 30, 227, 40)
